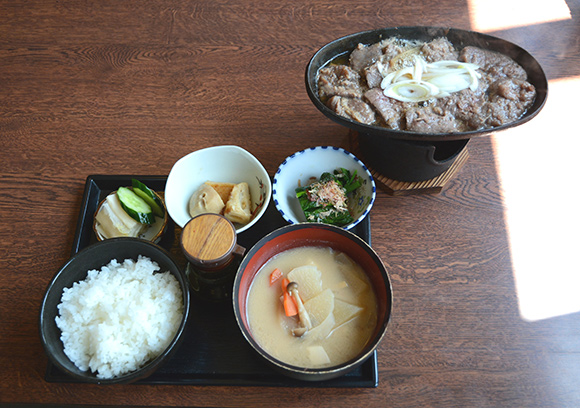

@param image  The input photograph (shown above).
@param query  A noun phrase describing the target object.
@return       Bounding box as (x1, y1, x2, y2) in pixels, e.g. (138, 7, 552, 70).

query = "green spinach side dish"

(295, 168, 362, 227)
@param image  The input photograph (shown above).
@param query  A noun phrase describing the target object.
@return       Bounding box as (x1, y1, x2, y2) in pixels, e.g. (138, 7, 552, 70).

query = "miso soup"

(246, 246, 378, 368)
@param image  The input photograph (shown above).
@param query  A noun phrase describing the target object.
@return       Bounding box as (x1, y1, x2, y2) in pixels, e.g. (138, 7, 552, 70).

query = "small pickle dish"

(93, 178, 168, 243)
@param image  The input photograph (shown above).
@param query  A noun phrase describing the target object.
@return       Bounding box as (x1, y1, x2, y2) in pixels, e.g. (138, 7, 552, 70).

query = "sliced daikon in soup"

(304, 288, 334, 327)
(333, 298, 364, 328)
(307, 311, 335, 341)
(287, 265, 322, 301)
(307, 345, 331, 365)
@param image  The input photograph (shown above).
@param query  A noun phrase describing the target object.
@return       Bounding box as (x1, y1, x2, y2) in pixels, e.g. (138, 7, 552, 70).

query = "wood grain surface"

(1, 0, 579, 407)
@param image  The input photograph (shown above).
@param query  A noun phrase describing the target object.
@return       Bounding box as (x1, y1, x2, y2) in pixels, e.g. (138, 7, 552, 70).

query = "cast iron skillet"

(305, 26, 548, 142)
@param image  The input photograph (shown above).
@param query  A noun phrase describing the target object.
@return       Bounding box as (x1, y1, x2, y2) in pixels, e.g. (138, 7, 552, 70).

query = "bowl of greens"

(273, 146, 376, 231)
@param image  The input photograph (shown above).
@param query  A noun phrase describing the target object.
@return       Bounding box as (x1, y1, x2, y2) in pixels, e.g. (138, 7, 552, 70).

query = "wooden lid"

(180, 213, 237, 268)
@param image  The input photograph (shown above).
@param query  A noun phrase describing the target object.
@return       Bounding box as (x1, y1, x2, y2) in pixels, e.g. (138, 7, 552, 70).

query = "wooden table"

(1, 1, 579, 407)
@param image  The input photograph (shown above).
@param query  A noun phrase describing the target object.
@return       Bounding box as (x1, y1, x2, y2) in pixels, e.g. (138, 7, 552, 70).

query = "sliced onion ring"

(379, 56, 481, 102)
(383, 80, 442, 103)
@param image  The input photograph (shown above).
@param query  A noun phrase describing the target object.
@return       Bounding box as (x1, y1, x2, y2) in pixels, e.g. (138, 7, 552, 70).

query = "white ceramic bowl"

(273, 146, 376, 231)
(165, 145, 271, 234)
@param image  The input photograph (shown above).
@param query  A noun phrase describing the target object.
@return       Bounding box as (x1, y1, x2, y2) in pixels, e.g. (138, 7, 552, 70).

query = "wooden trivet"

(349, 132, 469, 196)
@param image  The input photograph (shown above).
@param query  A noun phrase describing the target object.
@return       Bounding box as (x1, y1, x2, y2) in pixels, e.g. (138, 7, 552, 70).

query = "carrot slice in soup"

(283, 291, 298, 317)
(281, 278, 290, 291)
(269, 268, 283, 286)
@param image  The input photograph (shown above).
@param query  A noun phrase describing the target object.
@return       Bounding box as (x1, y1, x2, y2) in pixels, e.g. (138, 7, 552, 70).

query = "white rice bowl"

(55, 256, 184, 379)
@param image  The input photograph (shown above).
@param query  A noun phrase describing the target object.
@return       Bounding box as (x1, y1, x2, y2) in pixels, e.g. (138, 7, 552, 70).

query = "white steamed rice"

(55, 255, 184, 379)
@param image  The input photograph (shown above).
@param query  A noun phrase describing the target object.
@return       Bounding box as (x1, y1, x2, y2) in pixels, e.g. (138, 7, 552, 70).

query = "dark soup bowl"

(233, 223, 392, 382)
(305, 26, 548, 181)
(39, 237, 190, 384)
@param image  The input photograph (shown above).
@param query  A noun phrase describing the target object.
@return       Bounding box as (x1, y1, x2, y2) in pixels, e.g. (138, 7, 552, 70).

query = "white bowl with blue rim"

(273, 146, 376, 231)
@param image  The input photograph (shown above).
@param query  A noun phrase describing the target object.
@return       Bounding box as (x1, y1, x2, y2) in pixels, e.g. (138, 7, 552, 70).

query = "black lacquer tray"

(45, 175, 378, 387)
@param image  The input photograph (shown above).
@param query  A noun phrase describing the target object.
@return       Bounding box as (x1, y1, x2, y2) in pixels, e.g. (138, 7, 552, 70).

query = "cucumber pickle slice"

(131, 179, 165, 217)
(117, 187, 155, 225)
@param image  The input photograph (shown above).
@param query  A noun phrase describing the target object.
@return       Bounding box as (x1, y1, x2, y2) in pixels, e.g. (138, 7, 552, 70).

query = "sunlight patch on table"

(467, 0, 571, 32)
(492, 77, 580, 322)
